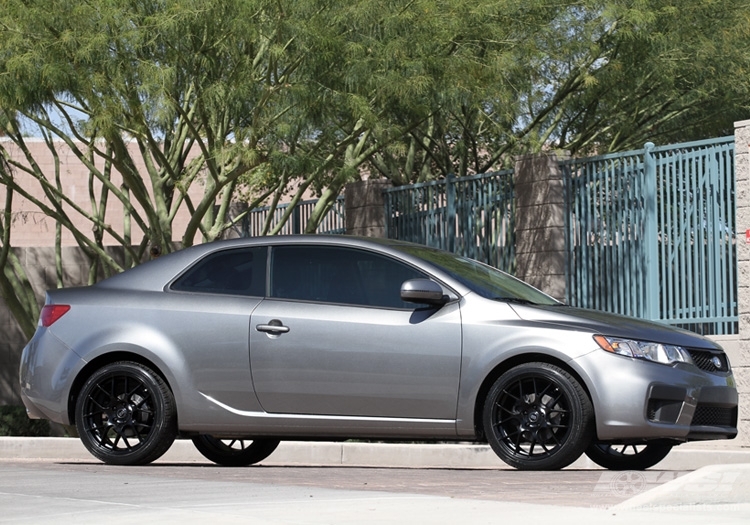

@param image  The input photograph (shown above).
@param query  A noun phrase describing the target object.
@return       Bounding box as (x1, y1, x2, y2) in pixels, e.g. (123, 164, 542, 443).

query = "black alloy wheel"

(483, 362, 594, 470)
(191, 435, 281, 466)
(75, 361, 177, 465)
(585, 440, 674, 470)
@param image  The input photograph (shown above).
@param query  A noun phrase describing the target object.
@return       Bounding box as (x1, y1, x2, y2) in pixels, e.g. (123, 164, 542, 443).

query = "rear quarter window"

(171, 247, 267, 297)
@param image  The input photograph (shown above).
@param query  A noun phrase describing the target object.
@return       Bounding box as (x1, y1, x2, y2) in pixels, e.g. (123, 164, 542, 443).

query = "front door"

(248, 244, 462, 420)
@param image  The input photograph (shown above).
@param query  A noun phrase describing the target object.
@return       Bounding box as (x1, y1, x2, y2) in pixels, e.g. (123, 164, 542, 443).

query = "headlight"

(593, 335, 694, 366)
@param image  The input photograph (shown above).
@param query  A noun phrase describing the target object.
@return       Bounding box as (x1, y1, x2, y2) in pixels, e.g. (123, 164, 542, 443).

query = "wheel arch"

(472, 352, 595, 441)
(67, 351, 175, 426)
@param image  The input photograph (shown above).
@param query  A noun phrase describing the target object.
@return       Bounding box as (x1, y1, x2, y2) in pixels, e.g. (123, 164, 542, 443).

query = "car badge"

(711, 356, 722, 369)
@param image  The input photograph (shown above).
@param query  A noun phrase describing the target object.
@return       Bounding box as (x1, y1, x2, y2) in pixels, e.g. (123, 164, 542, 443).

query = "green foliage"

(0, 406, 50, 437)
(551, 0, 750, 153)
(0, 0, 748, 333)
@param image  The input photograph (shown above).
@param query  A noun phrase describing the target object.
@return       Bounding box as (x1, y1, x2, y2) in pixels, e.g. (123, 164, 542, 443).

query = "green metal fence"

(563, 137, 737, 335)
(383, 170, 516, 272)
(240, 196, 346, 237)
(237, 137, 737, 335)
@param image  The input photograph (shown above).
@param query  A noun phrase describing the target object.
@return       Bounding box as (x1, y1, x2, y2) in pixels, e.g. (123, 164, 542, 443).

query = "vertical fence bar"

(643, 143, 659, 320)
(446, 174, 456, 253)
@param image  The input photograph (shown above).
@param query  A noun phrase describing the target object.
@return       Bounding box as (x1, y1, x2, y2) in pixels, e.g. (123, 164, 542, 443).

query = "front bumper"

(573, 349, 737, 442)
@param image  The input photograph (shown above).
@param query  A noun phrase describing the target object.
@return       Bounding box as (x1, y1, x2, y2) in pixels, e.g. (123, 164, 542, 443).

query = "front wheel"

(585, 441, 674, 470)
(192, 435, 280, 466)
(75, 361, 177, 465)
(483, 362, 594, 470)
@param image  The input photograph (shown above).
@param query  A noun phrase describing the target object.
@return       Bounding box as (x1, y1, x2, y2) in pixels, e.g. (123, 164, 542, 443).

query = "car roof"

(95, 235, 462, 293)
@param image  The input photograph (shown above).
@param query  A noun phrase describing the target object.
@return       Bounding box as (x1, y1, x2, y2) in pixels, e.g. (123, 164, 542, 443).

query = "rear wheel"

(585, 440, 674, 470)
(75, 361, 177, 465)
(192, 435, 280, 466)
(483, 362, 594, 470)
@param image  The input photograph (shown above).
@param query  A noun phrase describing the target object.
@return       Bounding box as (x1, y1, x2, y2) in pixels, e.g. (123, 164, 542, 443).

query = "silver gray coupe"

(19, 235, 738, 470)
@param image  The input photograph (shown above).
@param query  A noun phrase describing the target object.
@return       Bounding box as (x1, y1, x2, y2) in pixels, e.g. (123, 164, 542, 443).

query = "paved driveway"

(1, 458, 749, 524)
(1, 440, 749, 524)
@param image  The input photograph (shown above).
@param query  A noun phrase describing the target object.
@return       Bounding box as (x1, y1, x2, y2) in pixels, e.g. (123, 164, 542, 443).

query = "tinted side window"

(171, 247, 267, 296)
(271, 245, 426, 308)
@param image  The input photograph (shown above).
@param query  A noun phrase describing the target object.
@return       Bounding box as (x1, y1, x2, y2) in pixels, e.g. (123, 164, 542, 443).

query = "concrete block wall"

(345, 179, 390, 237)
(513, 151, 569, 301)
(733, 120, 750, 447)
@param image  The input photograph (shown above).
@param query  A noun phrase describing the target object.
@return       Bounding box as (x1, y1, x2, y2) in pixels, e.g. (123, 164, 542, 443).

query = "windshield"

(398, 244, 560, 306)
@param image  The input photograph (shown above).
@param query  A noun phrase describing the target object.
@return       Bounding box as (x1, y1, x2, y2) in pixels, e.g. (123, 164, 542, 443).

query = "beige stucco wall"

(0, 137, 204, 247)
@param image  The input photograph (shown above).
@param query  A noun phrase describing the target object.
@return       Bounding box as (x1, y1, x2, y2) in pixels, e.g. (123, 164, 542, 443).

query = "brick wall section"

(513, 151, 569, 301)
(733, 120, 750, 446)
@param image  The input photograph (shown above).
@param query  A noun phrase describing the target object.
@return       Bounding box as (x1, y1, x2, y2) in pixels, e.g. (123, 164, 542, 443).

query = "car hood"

(508, 303, 722, 351)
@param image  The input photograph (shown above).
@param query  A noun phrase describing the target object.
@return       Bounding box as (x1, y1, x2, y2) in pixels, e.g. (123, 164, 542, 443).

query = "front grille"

(687, 349, 729, 373)
(691, 405, 736, 427)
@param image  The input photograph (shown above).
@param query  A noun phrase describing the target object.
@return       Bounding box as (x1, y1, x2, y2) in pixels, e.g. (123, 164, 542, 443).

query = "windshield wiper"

(492, 297, 536, 305)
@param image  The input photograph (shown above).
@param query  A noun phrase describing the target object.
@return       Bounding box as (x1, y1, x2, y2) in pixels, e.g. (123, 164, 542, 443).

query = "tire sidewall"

(585, 441, 674, 470)
(75, 361, 177, 465)
(191, 435, 280, 467)
(483, 362, 593, 470)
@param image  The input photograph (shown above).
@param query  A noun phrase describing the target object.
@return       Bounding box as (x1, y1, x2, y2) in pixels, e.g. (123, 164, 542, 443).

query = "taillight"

(40, 305, 71, 327)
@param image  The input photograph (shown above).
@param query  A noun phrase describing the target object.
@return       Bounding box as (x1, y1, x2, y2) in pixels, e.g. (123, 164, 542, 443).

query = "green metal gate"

(563, 137, 737, 335)
(383, 171, 516, 272)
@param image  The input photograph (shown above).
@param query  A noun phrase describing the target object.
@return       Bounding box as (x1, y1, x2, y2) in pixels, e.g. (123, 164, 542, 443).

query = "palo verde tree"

(367, 0, 750, 181)
(2, 0, 750, 338)
(0, 0, 522, 334)
(0, 0, 302, 334)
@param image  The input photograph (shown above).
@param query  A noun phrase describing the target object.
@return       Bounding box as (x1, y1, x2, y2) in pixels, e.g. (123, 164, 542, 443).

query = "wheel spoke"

(528, 435, 537, 455)
(513, 431, 523, 453)
(536, 381, 552, 399)
(126, 378, 142, 398)
(543, 389, 564, 409)
(83, 377, 155, 452)
(500, 388, 521, 403)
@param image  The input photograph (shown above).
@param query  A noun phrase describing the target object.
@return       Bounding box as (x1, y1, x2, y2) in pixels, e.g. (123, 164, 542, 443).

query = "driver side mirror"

(400, 279, 448, 306)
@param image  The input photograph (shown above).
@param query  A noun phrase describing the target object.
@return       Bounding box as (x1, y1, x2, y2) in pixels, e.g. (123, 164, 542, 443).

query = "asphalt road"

(1, 457, 749, 524)
(0, 459, 682, 506)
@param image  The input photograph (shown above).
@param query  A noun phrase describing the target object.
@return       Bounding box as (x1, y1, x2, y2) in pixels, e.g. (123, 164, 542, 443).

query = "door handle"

(256, 320, 290, 335)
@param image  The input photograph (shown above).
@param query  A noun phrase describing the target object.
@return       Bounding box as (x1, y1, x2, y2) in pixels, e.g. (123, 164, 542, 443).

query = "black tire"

(75, 361, 177, 465)
(483, 362, 594, 470)
(585, 440, 674, 470)
(192, 435, 280, 466)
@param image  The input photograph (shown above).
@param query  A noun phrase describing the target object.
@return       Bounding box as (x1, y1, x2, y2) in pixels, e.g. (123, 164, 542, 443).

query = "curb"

(2, 437, 749, 470)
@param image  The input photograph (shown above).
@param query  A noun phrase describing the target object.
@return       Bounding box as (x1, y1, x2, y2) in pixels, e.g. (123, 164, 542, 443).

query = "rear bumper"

(19, 328, 84, 426)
